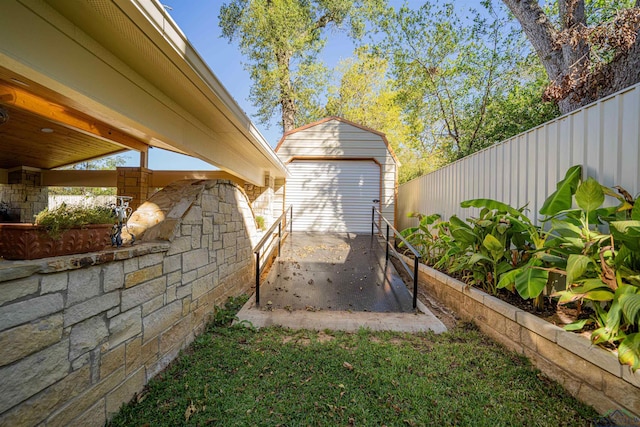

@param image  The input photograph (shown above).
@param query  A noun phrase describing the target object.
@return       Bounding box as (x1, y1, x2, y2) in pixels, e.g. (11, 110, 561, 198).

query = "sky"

(123, 0, 360, 170)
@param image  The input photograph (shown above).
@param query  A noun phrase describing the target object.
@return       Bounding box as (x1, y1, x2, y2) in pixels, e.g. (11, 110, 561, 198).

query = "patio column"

(0, 166, 48, 222)
(116, 167, 152, 212)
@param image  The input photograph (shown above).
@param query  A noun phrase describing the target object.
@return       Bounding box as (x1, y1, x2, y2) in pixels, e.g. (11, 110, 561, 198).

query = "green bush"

(404, 165, 640, 371)
(34, 203, 115, 238)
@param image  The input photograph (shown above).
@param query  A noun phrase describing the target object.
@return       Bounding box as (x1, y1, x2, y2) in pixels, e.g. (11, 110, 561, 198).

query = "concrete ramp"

(236, 233, 447, 333)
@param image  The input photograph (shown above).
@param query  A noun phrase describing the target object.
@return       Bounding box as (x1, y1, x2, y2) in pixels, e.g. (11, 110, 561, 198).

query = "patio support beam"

(0, 82, 149, 153)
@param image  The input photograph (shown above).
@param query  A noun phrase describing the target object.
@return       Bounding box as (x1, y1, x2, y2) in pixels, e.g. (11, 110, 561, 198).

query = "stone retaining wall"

(403, 255, 640, 420)
(0, 179, 258, 425)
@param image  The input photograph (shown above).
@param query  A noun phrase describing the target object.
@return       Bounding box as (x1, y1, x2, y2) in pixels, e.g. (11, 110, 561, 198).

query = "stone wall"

(402, 255, 640, 420)
(0, 179, 258, 425)
(0, 167, 48, 222)
(244, 173, 279, 229)
(116, 167, 153, 212)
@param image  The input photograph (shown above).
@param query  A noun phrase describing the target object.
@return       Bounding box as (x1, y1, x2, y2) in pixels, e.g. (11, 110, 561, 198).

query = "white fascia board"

(125, 0, 289, 178)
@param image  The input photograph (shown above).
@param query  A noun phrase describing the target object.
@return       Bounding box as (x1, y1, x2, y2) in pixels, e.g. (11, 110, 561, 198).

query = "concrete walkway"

(236, 233, 446, 333)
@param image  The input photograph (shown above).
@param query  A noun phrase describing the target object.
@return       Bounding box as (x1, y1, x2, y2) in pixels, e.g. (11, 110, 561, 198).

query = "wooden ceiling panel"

(0, 104, 125, 169)
(0, 75, 146, 170)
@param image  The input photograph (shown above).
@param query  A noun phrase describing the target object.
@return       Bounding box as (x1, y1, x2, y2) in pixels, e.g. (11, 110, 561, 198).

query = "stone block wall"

(0, 167, 48, 222)
(116, 167, 153, 212)
(0, 179, 258, 425)
(244, 174, 278, 229)
(401, 255, 640, 420)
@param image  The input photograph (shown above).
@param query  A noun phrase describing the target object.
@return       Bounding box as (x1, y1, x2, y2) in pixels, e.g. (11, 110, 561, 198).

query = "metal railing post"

(255, 250, 260, 305)
(385, 223, 390, 260)
(413, 257, 419, 309)
(278, 222, 281, 257)
(371, 206, 375, 236)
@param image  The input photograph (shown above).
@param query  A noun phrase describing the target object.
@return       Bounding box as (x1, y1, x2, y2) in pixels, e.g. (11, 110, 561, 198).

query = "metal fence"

(397, 83, 640, 231)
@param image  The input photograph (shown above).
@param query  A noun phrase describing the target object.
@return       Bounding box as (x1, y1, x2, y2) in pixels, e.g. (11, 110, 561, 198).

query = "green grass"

(109, 320, 598, 426)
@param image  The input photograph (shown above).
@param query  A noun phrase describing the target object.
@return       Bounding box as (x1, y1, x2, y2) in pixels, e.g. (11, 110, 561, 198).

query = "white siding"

(397, 83, 640, 231)
(277, 119, 397, 232)
(286, 160, 379, 232)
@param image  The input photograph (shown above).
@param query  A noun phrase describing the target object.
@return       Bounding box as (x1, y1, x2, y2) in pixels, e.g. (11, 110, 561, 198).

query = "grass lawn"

(109, 308, 599, 426)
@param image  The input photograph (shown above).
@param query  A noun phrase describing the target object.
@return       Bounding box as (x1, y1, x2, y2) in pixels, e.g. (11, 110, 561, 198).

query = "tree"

(49, 155, 128, 196)
(219, 0, 382, 133)
(380, 1, 536, 161)
(502, 0, 640, 114)
(325, 47, 446, 183)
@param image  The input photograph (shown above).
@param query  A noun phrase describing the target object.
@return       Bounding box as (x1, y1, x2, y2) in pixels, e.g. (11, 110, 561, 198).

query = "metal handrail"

(253, 205, 293, 305)
(372, 207, 421, 309)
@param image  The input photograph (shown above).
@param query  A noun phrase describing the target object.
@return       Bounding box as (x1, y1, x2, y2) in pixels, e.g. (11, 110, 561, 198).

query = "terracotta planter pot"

(0, 223, 113, 260)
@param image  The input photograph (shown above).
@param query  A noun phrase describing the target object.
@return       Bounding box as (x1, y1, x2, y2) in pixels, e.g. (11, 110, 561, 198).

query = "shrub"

(34, 203, 115, 238)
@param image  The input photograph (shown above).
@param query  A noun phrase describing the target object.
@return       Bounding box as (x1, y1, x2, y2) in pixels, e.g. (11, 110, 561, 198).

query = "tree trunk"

(502, 0, 564, 84)
(276, 52, 296, 133)
(503, 0, 640, 114)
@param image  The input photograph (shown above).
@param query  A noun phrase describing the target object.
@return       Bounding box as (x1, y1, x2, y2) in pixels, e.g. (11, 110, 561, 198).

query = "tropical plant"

(399, 212, 445, 266)
(547, 172, 640, 371)
(401, 164, 640, 370)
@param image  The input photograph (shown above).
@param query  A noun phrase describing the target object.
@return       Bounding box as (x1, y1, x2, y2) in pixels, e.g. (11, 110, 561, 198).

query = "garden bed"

(399, 253, 640, 421)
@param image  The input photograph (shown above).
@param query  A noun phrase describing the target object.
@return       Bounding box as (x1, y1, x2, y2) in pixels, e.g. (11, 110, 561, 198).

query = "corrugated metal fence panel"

(398, 84, 640, 231)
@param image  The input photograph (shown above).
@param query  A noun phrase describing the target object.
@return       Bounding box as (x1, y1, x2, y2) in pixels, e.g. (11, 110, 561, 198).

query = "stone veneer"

(401, 255, 640, 420)
(0, 179, 258, 425)
(244, 174, 285, 230)
(0, 167, 48, 223)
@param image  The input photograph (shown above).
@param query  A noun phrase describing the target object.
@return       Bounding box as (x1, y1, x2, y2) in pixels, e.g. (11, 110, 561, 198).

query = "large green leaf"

(565, 254, 592, 285)
(539, 165, 582, 217)
(482, 234, 503, 253)
(632, 200, 640, 221)
(563, 318, 592, 331)
(575, 177, 605, 213)
(610, 220, 640, 251)
(515, 266, 549, 299)
(449, 216, 477, 245)
(420, 213, 441, 226)
(619, 292, 640, 325)
(497, 268, 521, 289)
(460, 198, 524, 218)
(618, 333, 640, 371)
(468, 253, 492, 265)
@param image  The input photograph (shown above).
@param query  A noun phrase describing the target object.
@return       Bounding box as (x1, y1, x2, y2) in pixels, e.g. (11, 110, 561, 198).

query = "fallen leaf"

(185, 401, 197, 422)
(343, 362, 354, 370)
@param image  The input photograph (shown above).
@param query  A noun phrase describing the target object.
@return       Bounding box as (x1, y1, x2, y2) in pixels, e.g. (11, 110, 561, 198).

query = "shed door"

(286, 160, 379, 233)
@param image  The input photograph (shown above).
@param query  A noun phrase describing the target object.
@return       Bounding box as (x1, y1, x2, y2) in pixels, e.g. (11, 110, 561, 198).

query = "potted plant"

(0, 203, 116, 260)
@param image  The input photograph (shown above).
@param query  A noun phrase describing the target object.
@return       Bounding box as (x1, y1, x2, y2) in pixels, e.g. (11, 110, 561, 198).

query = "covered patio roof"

(0, 0, 287, 185)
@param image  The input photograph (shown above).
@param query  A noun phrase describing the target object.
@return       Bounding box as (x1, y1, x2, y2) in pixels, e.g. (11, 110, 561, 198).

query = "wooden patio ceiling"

(0, 68, 150, 170)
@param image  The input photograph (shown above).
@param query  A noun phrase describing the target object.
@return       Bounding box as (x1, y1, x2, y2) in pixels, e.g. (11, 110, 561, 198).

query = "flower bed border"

(400, 254, 640, 419)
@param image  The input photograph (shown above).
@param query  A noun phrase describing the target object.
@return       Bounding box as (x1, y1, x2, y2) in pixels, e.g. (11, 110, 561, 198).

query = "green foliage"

(219, 0, 383, 131)
(399, 212, 445, 265)
(378, 1, 559, 162)
(539, 165, 582, 216)
(211, 294, 249, 327)
(324, 47, 445, 183)
(34, 203, 115, 238)
(255, 215, 266, 231)
(402, 165, 640, 371)
(49, 154, 128, 196)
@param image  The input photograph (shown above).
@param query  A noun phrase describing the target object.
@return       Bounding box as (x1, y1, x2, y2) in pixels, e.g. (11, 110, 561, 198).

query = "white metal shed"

(276, 117, 398, 233)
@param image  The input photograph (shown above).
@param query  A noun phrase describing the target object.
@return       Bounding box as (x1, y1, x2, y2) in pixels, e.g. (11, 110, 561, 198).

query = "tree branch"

(501, 0, 564, 80)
